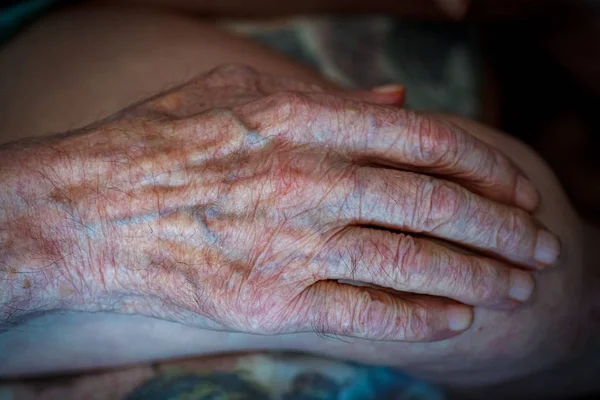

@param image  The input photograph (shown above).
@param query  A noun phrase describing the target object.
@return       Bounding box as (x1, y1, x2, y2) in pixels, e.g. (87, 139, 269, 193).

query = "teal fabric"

(125, 356, 447, 400)
(0, 0, 57, 42)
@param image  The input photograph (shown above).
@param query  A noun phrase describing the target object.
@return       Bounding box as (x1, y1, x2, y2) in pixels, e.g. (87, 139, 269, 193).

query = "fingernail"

(534, 229, 561, 265)
(372, 84, 405, 94)
(447, 306, 473, 332)
(515, 175, 540, 211)
(509, 270, 535, 302)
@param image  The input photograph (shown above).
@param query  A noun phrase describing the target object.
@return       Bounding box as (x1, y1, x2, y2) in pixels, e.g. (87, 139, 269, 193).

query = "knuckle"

(417, 179, 464, 230)
(468, 263, 502, 304)
(404, 304, 431, 340)
(413, 114, 459, 165)
(185, 108, 248, 141)
(354, 291, 394, 339)
(311, 286, 355, 337)
(251, 91, 312, 134)
(269, 91, 312, 114)
(495, 210, 530, 254)
(393, 234, 423, 284)
(204, 63, 261, 88)
(469, 142, 501, 183)
(146, 92, 189, 117)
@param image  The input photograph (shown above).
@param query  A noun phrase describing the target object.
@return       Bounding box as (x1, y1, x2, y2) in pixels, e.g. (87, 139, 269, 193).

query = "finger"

(318, 227, 535, 307)
(248, 95, 540, 212)
(147, 70, 538, 214)
(352, 110, 540, 212)
(294, 280, 473, 341)
(332, 166, 559, 268)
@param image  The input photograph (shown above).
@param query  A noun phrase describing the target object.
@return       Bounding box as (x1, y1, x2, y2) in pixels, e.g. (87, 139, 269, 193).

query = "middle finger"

(327, 165, 560, 269)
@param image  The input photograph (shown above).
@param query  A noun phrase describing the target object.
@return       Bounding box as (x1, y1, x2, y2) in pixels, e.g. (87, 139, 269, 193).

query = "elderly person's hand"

(284, 116, 597, 397)
(0, 65, 559, 342)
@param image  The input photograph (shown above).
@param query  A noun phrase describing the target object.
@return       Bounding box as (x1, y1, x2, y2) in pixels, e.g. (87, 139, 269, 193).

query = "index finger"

(341, 106, 540, 212)
(244, 93, 539, 212)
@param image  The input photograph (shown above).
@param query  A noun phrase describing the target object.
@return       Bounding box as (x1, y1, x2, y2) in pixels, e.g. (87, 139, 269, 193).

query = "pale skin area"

(0, 5, 598, 399)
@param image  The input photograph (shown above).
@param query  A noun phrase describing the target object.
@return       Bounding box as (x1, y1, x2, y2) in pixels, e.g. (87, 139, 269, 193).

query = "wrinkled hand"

(288, 116, 595, 392)
(0, 65, 559, 342)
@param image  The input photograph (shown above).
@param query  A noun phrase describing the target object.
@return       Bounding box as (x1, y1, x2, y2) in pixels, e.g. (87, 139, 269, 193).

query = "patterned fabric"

(225, 16, 481, 118)
(126, 353, 446, 400)
(0, 0, 57, 42)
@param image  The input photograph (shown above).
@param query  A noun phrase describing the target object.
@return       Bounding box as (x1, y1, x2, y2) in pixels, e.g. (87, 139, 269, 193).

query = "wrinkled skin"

(1, 66, 591, 393)
(294, 116, 597, 388)
(0, 65, 554, 343)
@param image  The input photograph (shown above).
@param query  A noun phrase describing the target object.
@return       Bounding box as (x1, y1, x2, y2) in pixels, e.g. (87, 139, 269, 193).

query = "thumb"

(349, 84, 406, 107)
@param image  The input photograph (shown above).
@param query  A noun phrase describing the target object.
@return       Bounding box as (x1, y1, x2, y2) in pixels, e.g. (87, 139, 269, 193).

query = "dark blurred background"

(477, 0, 600, 225)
